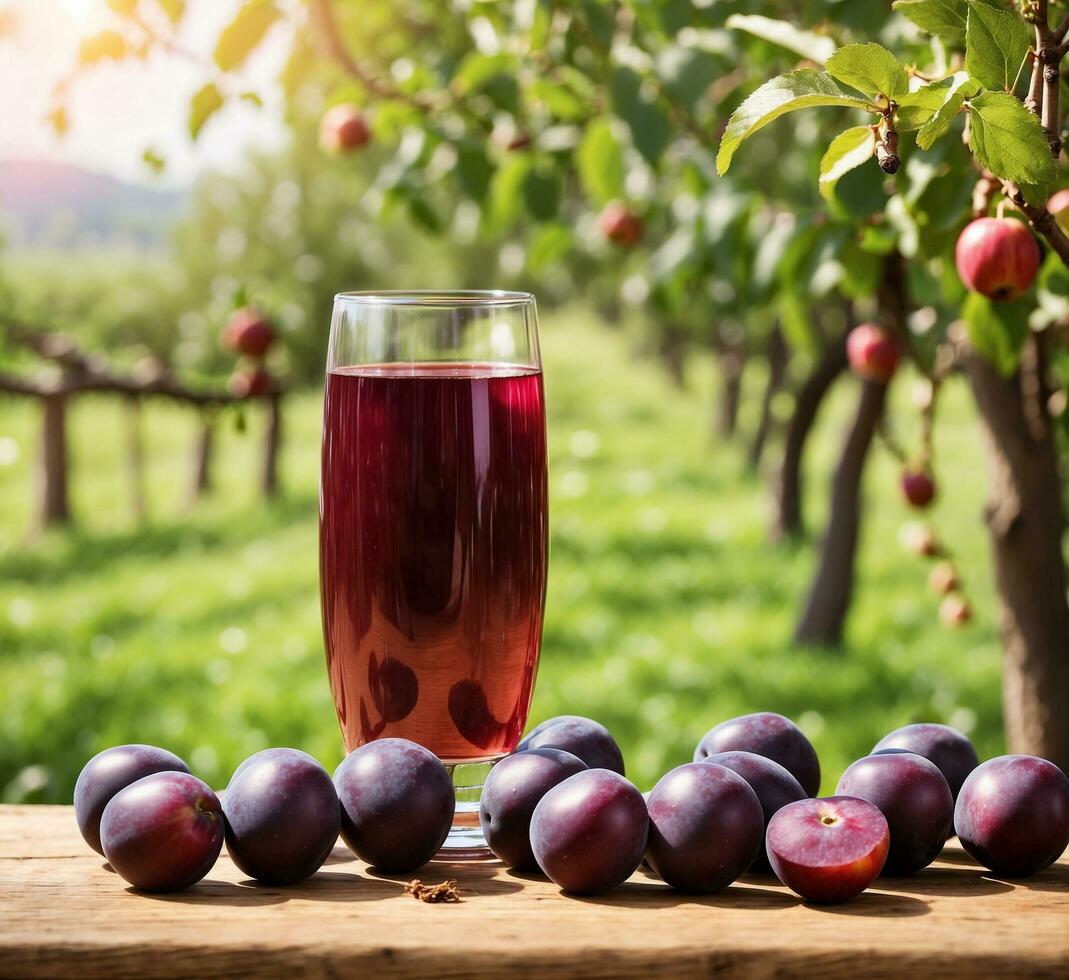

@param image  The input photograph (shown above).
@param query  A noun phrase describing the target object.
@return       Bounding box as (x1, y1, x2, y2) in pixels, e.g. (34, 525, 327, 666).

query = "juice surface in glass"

(320, 361, 548, 763)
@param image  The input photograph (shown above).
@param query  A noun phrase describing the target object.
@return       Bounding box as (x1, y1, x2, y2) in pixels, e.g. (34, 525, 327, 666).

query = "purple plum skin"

(334, 738, 454, 873)
(480, 748, 587, 870)
(700, 751, 807, 871)
(74, 744, 190, 855)
(100, 771, 223, 892)
(954, 755, 1069, 878)
(646, 762, 763, 892)
(530, 769, 648, 895)
(836, 753, 953, 874)
(872, 723, 979, 800)
(694, 712, 821, 796)
(223, 748, 340, 885)
(517, 715, 625, 775)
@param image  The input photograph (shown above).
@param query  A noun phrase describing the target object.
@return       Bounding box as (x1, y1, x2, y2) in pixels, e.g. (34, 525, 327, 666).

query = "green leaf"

(189, 83, 224, 139)
(454, 52, 517, 94)
(826, 43, 910, 101)
(717, 70, 875, 175)
(916, 73, 980, 148)
(610, 66, 672, 165)
(529, 78, 587, 121)
(522, 167, 562, 220)
(456, 142, 493, 200)
(141, 147, 166, 174)
(969, 91, 1056, 189)
(897, 81, 957, 131)
(527, 223, 574, 271)
(819, 126, 877, 200)
(239, 91, 263, 108)
(963, 292, 1030, 375)
(892, 0, 969, 47)
(407, 196, 442, 234)
(577, 118, 625, 204)
(214, 0, 279, 73)
(964, 1, 1031, 92)
(156, 0, 185, 23)
(656, 45, 720, 108)
(725, 15, 835, 65)
(485, 156, 531, 232)
(78, 30, 128, 65)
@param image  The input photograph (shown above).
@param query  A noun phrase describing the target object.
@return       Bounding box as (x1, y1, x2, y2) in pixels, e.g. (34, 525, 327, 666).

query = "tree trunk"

(712, 335, 746, 439)
(772, 330, 849, 541)
(37, 392, 70, 529)
(967, 334, 1069, 771)
(747, 325, 789, 470)
(793, 379, 889, 645)
(125, 397, 146, 521)
(261, 394, 282, 499)
(190, 417, 215, 505)
(659, 325, 688, 389)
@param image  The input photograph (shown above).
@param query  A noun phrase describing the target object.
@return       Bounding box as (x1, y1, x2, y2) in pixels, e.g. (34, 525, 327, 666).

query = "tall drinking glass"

(320, 291, 548, 855)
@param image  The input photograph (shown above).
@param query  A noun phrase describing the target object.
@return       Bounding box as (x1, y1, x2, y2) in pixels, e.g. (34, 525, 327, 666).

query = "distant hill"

(0, 160, 185, 250)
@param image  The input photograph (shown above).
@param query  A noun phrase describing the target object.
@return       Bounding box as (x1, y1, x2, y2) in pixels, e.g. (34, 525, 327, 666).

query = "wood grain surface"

(1, 805, 1067, 978)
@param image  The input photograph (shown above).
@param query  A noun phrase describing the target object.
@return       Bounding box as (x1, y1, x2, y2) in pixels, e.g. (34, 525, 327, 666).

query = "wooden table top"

(2, 804, 1067, 978)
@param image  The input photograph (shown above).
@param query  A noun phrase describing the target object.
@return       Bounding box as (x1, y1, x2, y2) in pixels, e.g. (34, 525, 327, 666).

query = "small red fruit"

(222, 307, 275, 359)
(900, 522, 939, 557)
(847, 324, 899, 383)
(901, 469, 936, 509)
(928, 561, 960, 595)
(955, 217, 1040, 302)
(319, 103, 371, 154)
(1047, 189, 1069, 232)
(230, 366, 272, 399)
(599, 202, 643, 247)
(765, 796, 889, 903)
(940, 594, 972, 627)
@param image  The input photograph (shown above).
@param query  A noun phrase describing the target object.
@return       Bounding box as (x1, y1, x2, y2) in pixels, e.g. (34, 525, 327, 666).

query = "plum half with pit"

(836, 753, 953, 874)
(223, 748, 340, 885)
(517, 715, 625, 775)
(646, 762, 763, 892)
(694, 712, 820, 796)
(480, 747, 587, 871)
(74, 744, 190, 855)
(100, 771, 224, 892)
(530, 769, 647, 895)
(955, 755, 1069, 877)
(700, 751, 807, 871)
(766, 796, 889, 903)
(871, 723, 979, 801)
(334, 738, 454, 873)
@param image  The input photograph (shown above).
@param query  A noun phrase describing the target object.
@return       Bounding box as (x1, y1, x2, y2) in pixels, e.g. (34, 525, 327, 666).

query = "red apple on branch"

(230, 366, 273, 399)
(846, 323, 899, 383)
(222, 307, 275, 359)
(1047, 189, 1069, 232)
(940, 594, 972, 627)
(901, 469, 936, 509)
(319, 103, 371, 154)
(928, 562, 960, 595)
(599, 202, 643, 247)
(954, 217, 1040, 302)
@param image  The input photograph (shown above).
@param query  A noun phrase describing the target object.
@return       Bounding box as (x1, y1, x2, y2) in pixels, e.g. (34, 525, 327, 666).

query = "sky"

(0, 0, 291, 188)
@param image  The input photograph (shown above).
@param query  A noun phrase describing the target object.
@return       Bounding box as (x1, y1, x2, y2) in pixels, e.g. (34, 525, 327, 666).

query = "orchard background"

(1, 0, 1067, 801)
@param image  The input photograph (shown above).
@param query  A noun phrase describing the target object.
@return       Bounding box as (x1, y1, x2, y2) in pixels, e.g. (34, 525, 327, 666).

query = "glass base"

(437, 760, 498, 860)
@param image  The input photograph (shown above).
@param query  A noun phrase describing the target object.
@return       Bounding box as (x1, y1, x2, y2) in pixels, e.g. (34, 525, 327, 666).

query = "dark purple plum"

(223, 748, 340, 885)
(766, 796, 889, 903)
(694, 712, 820, 796)
(955, 755, 1069, 877)
(701, 751, 807, 871)
(74, 744, 190, 855)
(530, 769, 647, 894)
(517, 716, 625, 774)
(872, 723, 979, 800)
(334, 738, 454, 872)
(100, 771, 223, 892)
(836, 753, 953, 874)
(480, 748, 587, 870)
(646, 763, 763, 892)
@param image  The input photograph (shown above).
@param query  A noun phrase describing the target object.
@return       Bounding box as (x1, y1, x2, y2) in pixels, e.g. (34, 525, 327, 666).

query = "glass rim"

(334, 289, 535, 308)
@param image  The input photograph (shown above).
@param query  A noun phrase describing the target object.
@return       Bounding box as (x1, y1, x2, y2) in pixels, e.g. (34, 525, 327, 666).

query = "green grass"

(0, 308, 1002, 801)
